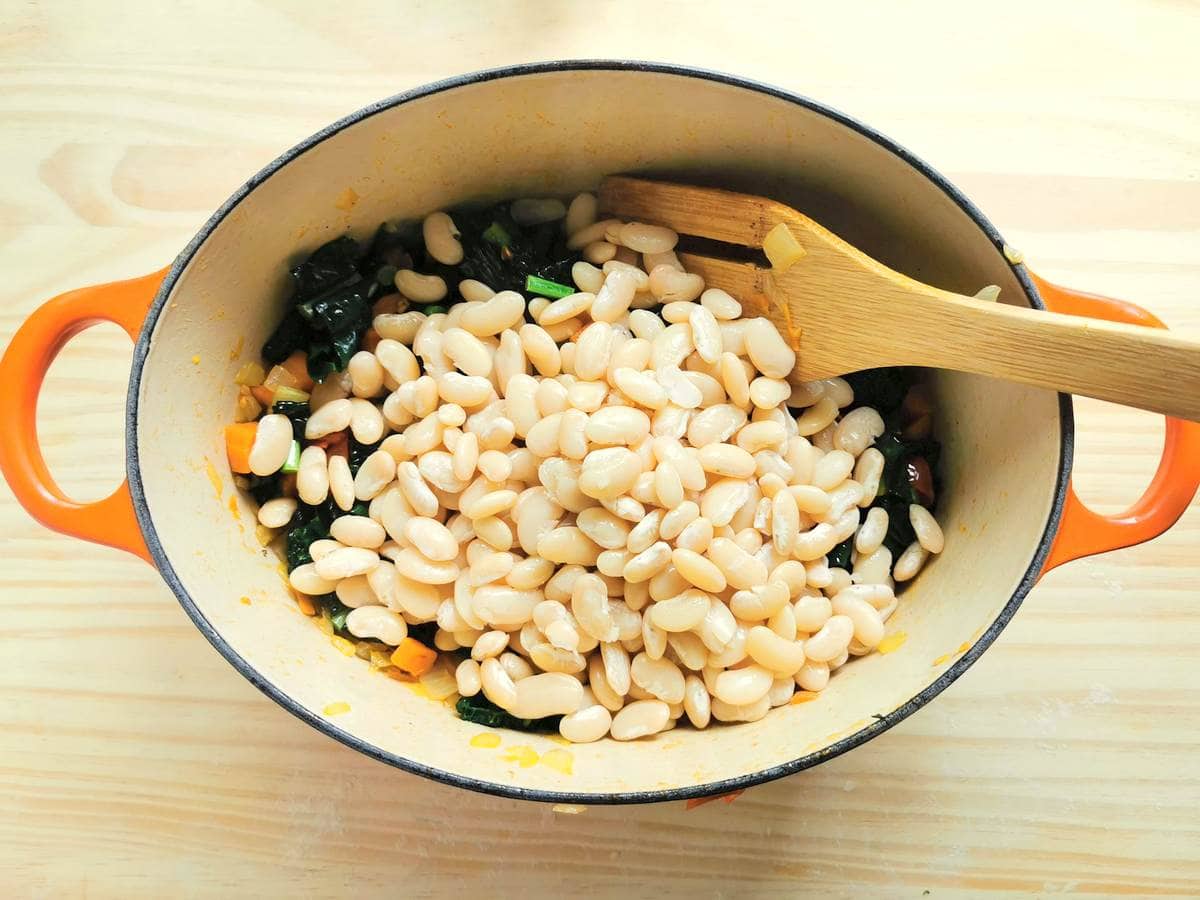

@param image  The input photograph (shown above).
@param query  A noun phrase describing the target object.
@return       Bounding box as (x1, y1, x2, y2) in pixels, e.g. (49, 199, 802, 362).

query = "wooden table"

(2, 2, 1197, 895)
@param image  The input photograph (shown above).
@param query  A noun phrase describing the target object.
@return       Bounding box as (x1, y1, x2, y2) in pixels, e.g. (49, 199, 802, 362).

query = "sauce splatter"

(541, 748, 574, 775)
(330, 636, 356, 657)
(790, 691, 820, 705)
(323, 702, 350, 717)
(877, 631, 908, 654)
(470, 732, 501, 749)
(228, 336, 244, 360)
(239, 596, 251, 606)
(335, 187, 359, 211)
(204, 458, 223, 498)
(932, 652, 952, 666)
(191, 355, 201, 365)
(501, 745, 539, 768)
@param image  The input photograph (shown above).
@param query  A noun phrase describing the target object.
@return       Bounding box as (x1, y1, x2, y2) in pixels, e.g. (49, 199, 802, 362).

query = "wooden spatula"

(599, 176, 1200, 422)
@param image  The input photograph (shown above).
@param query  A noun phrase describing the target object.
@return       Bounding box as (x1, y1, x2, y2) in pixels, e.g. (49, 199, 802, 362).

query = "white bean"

(248, 414, 293, 476)
(423, 211, 463, 265)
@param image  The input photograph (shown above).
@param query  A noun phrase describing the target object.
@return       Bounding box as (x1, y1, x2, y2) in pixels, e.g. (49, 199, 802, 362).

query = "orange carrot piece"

(281, 351, 314, 391)
(390, 638, 437, 676)
(295, 593, 317, 616)
(224, 422, 258, 474)
(250, 385, 275, 407)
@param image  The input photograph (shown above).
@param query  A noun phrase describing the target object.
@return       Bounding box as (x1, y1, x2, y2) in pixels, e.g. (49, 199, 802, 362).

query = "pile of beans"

(254, 194, 946, 743)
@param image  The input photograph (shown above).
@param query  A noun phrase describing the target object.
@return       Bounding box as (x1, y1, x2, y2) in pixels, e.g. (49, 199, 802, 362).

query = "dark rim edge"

(125, 59, 1074, 806)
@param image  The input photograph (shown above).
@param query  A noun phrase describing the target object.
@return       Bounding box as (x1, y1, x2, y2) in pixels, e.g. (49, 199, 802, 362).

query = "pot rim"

(125, 59, 1074, 805)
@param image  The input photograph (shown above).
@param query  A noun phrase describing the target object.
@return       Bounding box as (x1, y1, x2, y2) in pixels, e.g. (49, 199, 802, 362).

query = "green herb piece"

(323, 596, 352, 633)
(424, 304, 447, 315)
(455, 694, 560, 732)
(525, 275, 575, 299)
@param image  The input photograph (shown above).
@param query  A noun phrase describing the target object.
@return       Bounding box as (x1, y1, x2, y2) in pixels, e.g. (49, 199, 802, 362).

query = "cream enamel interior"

(134, 68, 1062, 798)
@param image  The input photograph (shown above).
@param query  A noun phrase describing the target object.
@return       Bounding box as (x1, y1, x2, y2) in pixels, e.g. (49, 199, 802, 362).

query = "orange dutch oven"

(2, 62, 1198, 806)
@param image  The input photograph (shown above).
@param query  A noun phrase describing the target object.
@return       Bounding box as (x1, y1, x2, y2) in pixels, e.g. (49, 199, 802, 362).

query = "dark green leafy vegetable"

(285, 516, 330, 571)
(455, 204, 580, 293)
(828, 537, 854, 570)
(272, 399, 310, 440)
(455, 694, 560, 732)
(243, 473, 283, 507)
(868, 426, 942, 557)
(260, 235, 376, 382)
(482, 221, 513, 247)
(323, 597, 353, 633)
(844, 367, 915, 422)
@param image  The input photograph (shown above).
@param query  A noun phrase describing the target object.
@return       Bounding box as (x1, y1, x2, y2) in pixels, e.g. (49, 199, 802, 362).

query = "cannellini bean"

(296, 446, 329, 505)
(910, 504, 945, 553)
(402, 516, 458, 562)
(893, 541, 929, 581)
(509, 670, 585, 719)
(804, 614, 855, 661)
(442, 328, 492, 377)
(327, 455, 355, 511)
(586, 406, 650, 446)
(559, 705, 612, 743)
(855, 507, 889, 555)
(511, 197, 566, 225)
(610, 699, 671, 740)
(671, 548, 726, 593)
(572, 260, 604, 293)
(583, 242, 617, 264)
(423, 211, 463, 265)
(564, 192, 598, 238)
(395, 269, 447, 302)
(456, 658, 482, 696)
(330, 515, 386, 549)
(539, 291, 595, 326)
(346, 606, 407, 645)
(831, 593, 885, 649)
(460, 291, 524, 337)
(648, 265, 704, 302)
(353, 450, 396, 501)
(314, 547, 380, 580)
(746, 626, 806, 675)
(713, 665, 773, 706)
(590, 268, 639, 323)
(305, 399, 353, 439)
(624, 541, 673, 584)
(578, 447, 642, 500)
(257, 497, 296, 529)
(834, 406, 885, 457)
(649, 588, 709, 632)
(612, 366, 668, 409)
(374, 312, 425, 344)
(248, 414, 293, 476)
(289, 563, 335, 596)
(393, 547, 458, 585)
(480, 657, 518, 710)
(812, 450, 855, 491)
(795, 396, 839, 436)
(348, 351, 385, 398)
(618, 222, 678, 253)
(631, 652, 685, 703)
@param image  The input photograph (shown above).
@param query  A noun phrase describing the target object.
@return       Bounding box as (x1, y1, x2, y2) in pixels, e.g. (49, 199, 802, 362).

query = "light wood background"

(2, 1, 1198, 897)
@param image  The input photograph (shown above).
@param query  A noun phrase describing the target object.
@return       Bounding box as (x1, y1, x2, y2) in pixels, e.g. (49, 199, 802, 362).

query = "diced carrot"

(224, 422, 258, 474)
(250, 385, 275, 407)
(361, 328, 381, 354)
(281, 351, 314, 391)
(312, 429, 349, 459)
(294, 592, 317, 616)
(390, 638, 437, 676)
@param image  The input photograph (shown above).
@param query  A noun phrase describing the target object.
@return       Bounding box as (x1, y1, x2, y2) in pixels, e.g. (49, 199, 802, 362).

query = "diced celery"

(280, 440, 301, 474)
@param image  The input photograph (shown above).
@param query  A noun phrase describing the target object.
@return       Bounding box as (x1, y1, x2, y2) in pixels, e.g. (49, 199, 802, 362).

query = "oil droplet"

(790, 691, 820, 704)
(204, 458, 223, 498)
(541, 748, 574, 775)
(470, 732, 501, 749)
(932, 652, 952, 666)
(956, 641, 971, 654)
(877, 631, 908, 654)
(191, 354, 201, 365)
(335, 187, 360, 211)
(228, 494, 239, 516)
(501, 745, 540, 768)
(323, 701, 350, 717)
(239, 596, 251, 606)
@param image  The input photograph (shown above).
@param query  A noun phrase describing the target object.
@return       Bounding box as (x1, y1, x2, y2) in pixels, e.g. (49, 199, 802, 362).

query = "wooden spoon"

(599, 176, 1200, 421)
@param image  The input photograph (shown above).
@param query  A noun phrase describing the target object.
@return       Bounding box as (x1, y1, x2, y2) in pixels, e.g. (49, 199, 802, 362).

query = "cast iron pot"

(3, 62, 1198, 805)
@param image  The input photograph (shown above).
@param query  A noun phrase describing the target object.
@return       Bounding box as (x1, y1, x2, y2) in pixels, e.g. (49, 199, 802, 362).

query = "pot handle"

(1031, 273, 1200, 573)
(0, 270, 167, 562)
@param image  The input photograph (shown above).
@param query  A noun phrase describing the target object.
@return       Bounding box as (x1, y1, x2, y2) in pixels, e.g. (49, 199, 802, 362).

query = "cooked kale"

(272, 399, 310, 440)
(844, 367, 915, 421)
(868, 429, 942, 556)
(323, 596, 353, 633)
(242, 473, 283, 507)
(455, 693, 560, 732)
(453, 204, 579, 294)
(260, 235, 374, 382)
(285, 515, 329, 571)
(828, 537, 854, 570)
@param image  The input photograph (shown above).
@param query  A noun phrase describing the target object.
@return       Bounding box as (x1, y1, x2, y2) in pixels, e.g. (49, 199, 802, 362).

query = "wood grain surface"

(2, 1, 1198, 896)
